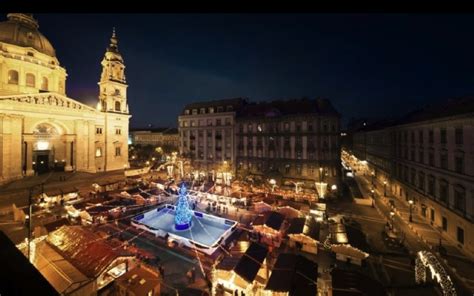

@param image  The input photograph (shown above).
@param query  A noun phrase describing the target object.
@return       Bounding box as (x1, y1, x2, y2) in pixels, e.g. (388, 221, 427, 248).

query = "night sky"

(29, 13, 474, 128)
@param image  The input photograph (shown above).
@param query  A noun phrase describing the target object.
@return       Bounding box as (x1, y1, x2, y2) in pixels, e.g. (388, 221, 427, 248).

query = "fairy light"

(415, 251, 457, 296)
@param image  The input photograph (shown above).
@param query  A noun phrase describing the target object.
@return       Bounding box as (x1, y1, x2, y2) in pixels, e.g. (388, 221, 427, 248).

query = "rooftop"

(130, 127, 178, 134)
(216, 240, 251, 271)
(233, 242, 268, 283)
(357, 96, 474, 132)
(237, 97, 340, 118)
(46, 226, 133, 278)
(0, 231, 58, 296)
(116, 265, 160, 295)
(253, 211, 285, 231)
(287, 217, 320, 241)
(265, 253, 318, 296)
(182, 97, 247, 113)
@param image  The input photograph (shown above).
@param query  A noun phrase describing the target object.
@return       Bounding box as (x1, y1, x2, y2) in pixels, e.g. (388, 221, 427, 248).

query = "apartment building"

(352, 97, 474, 255)
(178, 97, 341, 193)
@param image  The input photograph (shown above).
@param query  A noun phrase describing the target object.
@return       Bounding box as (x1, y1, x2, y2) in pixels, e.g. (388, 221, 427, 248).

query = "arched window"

(26, 73, 35, 87)
(115, 101, 121, 111)
(41, 77, 48, 91)
(8, 70, 19, 84)
(102, 101, 107, 111)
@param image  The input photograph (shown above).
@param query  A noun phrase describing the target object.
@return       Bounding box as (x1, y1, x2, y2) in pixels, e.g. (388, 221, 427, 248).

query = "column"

(65, 141, 72, 171)
(25, 141, 34, 176)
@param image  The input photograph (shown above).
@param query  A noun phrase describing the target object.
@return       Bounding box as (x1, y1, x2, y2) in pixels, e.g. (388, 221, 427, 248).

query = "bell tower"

(98, 28, 128, 114)
(98, 28, 131, 172)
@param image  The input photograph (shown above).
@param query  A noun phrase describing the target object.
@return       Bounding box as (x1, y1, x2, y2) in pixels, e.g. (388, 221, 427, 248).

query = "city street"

(342, 166, 474, 295)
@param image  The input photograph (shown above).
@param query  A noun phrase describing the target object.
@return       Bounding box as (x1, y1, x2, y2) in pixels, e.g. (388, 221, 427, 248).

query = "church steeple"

(98, 28, 128, 114)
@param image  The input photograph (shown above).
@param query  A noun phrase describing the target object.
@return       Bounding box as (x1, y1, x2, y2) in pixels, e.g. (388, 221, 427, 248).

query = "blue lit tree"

(175, 183, 192, 230)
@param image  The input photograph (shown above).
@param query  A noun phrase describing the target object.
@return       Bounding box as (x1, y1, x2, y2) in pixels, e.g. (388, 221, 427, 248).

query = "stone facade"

(0, 14, 130, 184)
(178, 97, 341, 190)
(130, 128, 179, 149)
(178, 98, 245, 172)
(352, 97, 474, 256)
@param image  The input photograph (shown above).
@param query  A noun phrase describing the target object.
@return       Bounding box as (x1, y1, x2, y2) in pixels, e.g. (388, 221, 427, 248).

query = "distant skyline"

(31, 13, 474, 127)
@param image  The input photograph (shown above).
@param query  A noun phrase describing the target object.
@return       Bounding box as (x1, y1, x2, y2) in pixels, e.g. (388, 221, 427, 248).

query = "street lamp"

(383, 181, 387, 197)
(371, 171, 375, 186)
(390, 211, 395, 230)
(408, 200, 413, 222)
(269, 179, 276, 192)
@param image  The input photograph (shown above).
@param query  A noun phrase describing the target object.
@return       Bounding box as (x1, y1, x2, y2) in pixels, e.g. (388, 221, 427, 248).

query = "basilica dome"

(0, 13, 56, 57)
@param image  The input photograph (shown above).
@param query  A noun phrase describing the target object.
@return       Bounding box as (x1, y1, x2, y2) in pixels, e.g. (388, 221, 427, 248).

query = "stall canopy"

(264, 211, 285, 231)
(47, 226, 133, 278)
(287, 217, 320, 242)
(330, 244, 369, 261)
(264, 253, 318, 296)
(277, 205, 302, 219)
(254, 201, 272, 213)
(233, 242, 268, 284)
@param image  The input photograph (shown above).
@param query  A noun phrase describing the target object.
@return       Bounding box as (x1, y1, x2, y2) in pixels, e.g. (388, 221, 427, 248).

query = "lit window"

(41, 77, 48, 91)
(96, 147, 102, 157)
(8, 70, 19, 84)
(115, 101, 121, 111)
(27, 75, 35, 87)
(115, 147, 121, 156)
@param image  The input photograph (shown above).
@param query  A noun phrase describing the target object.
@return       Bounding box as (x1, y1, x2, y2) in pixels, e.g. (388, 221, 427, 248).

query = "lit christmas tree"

(175, 183, 193, 230)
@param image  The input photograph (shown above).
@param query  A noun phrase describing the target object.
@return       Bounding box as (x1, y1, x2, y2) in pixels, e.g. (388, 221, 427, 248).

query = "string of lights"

(415, 251, 457, 296)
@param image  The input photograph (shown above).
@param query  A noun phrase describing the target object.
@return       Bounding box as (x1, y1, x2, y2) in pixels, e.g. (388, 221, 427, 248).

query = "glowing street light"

(383, 181, 387, 197)
(269, 179, 276, 192)
(408, 200, 414, 222)
(390, 211, 395, 229)
(146, 161, 150, 166)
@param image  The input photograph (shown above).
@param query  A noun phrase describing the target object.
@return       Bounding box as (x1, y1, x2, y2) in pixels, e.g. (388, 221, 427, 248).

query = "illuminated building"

(352, 97, 474, 257)
(0, 13, 130, 184)
(129, 127, 179, 149)
(179, 97, 342, 192)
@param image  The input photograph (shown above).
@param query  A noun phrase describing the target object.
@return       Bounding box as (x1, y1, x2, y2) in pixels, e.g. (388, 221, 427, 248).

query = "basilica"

(0, 13, 130, 184)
